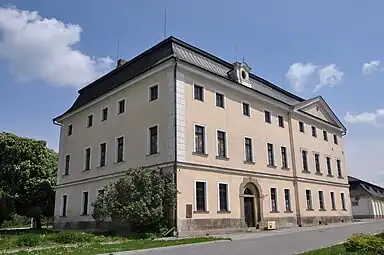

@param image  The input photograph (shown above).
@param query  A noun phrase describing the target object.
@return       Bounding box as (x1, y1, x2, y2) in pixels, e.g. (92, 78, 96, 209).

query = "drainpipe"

(172, 57, 179, 236)
(287, 110, 302, 227)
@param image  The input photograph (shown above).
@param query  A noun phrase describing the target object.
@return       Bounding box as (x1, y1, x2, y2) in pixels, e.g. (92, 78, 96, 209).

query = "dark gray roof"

(54, 36, 306, 121)
(349, 176, 384, 198)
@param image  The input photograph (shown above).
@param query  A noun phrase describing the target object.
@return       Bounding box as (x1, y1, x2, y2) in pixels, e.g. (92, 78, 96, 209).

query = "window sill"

(97, 165, 107, 169)
(149, 98, 158, 102)
(319, 208, 326, 211)
(82, 169, 91, 172)
(267, 164, 277, 169)
(146, 152, 160, 157)
(331, 209, 337, 211)
(327, 174, 334, 178)
(315, 172, 323, 176)
(281, 167, 290, 171)
(216, 156, 229, 161)
(59, 216, 67, 218)
(193, 211, 209, 214)
(80, 214, 90, 216)
(117, 112, 126, 116)
(270, 210, 280, 214)
(306, 209, 314, 211)
(114, 161, 125, 165)
(342, 209, 347, 211)
(302, 170, 311, 174)
(217, 210, 231, 214)
(284, 210, 294, 213)
(244, 160, 255, 165)
(62, 174, 70, 177)
(337, 176, 344, 179)
(192, 152, 208, 157)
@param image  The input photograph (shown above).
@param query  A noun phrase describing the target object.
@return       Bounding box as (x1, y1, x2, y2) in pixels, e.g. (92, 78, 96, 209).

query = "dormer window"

(228, 62, 251, 87)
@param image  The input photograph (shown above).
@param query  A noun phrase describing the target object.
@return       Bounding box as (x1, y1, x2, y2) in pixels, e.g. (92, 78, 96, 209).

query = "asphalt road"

(114, 220, 384, 255)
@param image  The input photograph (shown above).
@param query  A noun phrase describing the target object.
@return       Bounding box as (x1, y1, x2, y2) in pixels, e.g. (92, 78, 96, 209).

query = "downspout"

(287, 110, 302, 227)
(172, 57, 179, 236)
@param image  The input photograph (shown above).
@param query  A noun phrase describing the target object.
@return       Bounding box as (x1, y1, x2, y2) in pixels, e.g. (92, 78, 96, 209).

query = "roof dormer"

(228, 61, 252, 87)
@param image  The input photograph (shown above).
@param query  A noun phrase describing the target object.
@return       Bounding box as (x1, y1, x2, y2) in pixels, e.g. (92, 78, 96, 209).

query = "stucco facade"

(53, 37, 352, 236)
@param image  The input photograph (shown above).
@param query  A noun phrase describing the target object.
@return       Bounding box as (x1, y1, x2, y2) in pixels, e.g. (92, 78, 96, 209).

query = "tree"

(0, 132, 58, 228)
(92, 167, 177, 233)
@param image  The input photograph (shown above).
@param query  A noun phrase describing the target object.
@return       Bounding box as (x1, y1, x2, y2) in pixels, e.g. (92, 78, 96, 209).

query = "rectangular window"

(306, 189, 313, 210)
(337, 159, 342, 178)
(323, 130, 328, 141)
(149, 85, 159, 101)
(330, 192, 336, 210)
(315, 153, 320, 173)
(341, 193, 346, 210)
(64, 155, 70, 175)
(284, 189, 292, 212)
(101, 107, 108, 121)
(302, 150, 308, 171)
(264, 110, 271, 123)
(326, 156, 332, 176)
(149, 126, 158, 155)
(215, 93, 225, 108)
(318, 191, 325, 210)
(61, 195, 67, 217)
(299, 121, 305, 133)
(116, 137, 124, 163)
(270, 188, 278, 212)
(99, 143, 106, 167)
(87, 114, 93, 128)
(333, 134, 338, 145)
(281, 146, 288, 168)
(195, 181, 206, 211)
(242, 102, 250, 116)
(311, 126, 317, 137)
(85, 148, 91, 170)
(194, 84, 204, 101)
(218, 183, 229, 211)
(67, 124, 73, 136)
(118, 99, 125, 114)
(278, 115, 284, 128)
(267, 143, 275, 166)
(217, 130, 227, 158)
(244, 137, 253, 162)
(194, 125, 205, 154)
(81, 191, 89, 215)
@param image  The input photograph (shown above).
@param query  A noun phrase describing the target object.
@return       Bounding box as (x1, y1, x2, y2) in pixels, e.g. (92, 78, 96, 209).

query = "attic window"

(241, 70, 247, 79)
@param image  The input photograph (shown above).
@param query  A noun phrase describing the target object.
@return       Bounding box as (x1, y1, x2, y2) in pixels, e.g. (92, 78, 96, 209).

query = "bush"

(344, 233, 384, 254)
(51, 231, 94, 244)
(16, 234, 42, 247)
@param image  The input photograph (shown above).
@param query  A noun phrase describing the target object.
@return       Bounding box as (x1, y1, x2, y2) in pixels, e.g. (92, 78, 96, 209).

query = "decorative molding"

(175, 70, 186, 162)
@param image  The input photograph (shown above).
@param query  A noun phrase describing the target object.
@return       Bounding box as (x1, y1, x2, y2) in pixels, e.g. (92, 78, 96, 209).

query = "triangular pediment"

(294, 96, 346, 132)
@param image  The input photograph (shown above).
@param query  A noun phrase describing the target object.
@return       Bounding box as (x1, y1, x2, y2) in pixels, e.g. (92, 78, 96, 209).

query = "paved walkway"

(104, 220, 384, 255)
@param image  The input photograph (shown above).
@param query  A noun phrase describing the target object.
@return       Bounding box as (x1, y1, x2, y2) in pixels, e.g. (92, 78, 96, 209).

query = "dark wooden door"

(244, 197, 255, 227)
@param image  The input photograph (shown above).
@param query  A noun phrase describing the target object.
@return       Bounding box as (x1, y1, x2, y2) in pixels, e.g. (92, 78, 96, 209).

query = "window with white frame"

(281, 146, 288, 168)
(67, 124, 73, 136)
(337, 159, 342, 178)
(61, 194, 68, 217)
(341, 193, 346, 210)
(81, 191, 89, 215)
(194, 125, 206, 154)
(270, 187, 278, 212)
(117, 99, 125, 114)
(242, 102, 250, 116)
(244, 137, 253, 162)
(195, 181, 207, 211)
(302, 150, 308, 171)
(116, 137, 124, 162)
(193, 84, 204, 101)
(284, 189, 292, 212)
(84, 148, 91, 170)
(318, 190, 325, 210)
(306, 189, 313, 210)
(149, 84, 159, 101)
(217, 130, 227, 158)
(101, 107, 108, 121)
(99, 143, 106, 167)
(149, 125, 158, 155)
(64, 155, 70, 175)
(314, 153, 321, 173)
(326, 156, 332, 176)
(218, 183, 229, 212)
(330, 191, 336, 210)
(278, 115, 284, 128)
(267, 143, 275, 166)
(215, 92, 225, 108)
(264, 110, 271, 123)
(87, 114, 93, 128)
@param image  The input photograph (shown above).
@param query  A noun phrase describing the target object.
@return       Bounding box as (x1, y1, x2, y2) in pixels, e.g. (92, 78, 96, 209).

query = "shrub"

(51, 231, 94, 244)
(16, 234, 42, 247)
(344, 233, 384, 254)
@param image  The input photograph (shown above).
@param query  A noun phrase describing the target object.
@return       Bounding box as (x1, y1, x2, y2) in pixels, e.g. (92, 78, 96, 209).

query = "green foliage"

(0, 132, 58, 228)
(0, 196, 13, 227)
(50, 231, 94, 244)
(16, 234, 43, 247)
(92, 167, 177, 233)
(344, 233, 384, 254)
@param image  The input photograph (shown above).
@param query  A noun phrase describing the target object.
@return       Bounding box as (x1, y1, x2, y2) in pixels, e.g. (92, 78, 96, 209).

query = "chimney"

(117, 59, 127, 68)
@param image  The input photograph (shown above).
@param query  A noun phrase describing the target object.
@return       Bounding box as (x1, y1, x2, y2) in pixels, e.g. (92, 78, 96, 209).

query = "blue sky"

(0, 0, 383, 185)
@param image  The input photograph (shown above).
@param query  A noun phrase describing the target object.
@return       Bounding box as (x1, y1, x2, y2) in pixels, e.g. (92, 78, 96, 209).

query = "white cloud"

(0, 7, 113, 87)
(344, 108, 384, 125)
(285, 63, 317, 92)
(313, 64, 344, 92)
(362, 60, 380, 75)
(286, 63, 344, 93)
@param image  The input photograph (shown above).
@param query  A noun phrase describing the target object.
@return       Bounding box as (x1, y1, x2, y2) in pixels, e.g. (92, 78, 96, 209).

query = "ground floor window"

(218, 183, 229, 212)
(195, 181, 207, 212)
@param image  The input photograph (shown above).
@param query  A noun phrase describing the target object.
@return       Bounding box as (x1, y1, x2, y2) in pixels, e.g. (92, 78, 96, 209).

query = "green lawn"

(6, 237, 227, 255)
(300, 244, 347, 255)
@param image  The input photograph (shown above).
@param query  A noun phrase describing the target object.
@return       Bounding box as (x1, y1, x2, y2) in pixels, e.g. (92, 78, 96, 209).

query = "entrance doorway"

(242, 184, 261, 228)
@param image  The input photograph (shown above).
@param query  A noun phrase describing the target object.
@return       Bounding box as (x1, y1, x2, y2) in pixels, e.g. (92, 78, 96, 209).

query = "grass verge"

(300, 244, 346, 255)
(5, 237, 228, 255)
